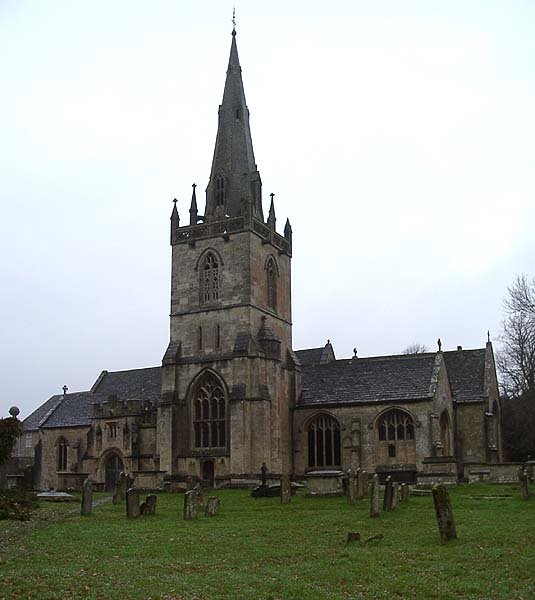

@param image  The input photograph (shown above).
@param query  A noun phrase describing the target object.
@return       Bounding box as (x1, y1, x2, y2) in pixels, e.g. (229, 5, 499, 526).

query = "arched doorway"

(201, 459, 215, 487)
(105, 453, 124, 492)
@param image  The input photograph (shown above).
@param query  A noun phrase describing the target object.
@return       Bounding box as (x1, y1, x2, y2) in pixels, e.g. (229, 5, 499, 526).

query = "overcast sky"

(1, 1, 534, 418)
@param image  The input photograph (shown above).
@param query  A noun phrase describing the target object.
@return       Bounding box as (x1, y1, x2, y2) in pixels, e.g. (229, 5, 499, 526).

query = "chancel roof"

(443, 348, 487, 403)
(299, 354, 439, 406)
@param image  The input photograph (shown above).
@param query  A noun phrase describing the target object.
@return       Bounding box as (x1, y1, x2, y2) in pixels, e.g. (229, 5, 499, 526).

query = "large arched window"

(57, 437, 68, 471)
(266, 256, 277, 311)
(376, 409, 415, 464)
(193, 373, 226, 449)
(201, 253, 219, 304)
(307, 414, 341, 469)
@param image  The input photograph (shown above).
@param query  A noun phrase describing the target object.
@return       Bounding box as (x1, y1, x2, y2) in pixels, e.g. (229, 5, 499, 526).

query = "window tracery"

(307, 415, 341, 469)
(201, 253, 219, 303)
(377, 409, 414, 442)
(57, 437, 68, 471)
(193, 374, 226, 449)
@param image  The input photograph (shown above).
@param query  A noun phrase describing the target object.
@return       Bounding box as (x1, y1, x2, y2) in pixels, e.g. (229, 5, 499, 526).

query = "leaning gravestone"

(347, 469, 357, 505)
(184, 490, 198, 520)
(432, 484, 457, 542)
(520, 469, 530, 500)
(113, 472, 127, 504)
(205, 496, 221, 517)
(280, 474, 291, 504)
(370, 474, 380, 518)
(126, 488, 141, 519)
(81, 478, 93, 516)
(383, 476, 394, 512)
(391, 482, 399, 510)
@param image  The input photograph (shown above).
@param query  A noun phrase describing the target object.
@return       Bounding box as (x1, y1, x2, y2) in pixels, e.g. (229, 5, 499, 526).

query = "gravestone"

(141, 494, 157, 515)
(370, 474, 380, 518)
(383, 476, 394, 511)
(252, 463, 271, 497)
(81, 478, 93, 516)
(357, 470, 368, 500)
(347, 531, 361, 543)
(347, 469, 357, 505)
(205, 496, 221, 517)
(113, 471, 127, 504)
(432, 484, 457, 541)
(391, 482, 399, 509)
(191, 482, 204, 508)
(520, 469, 530, 500)
(280, 474, 291, 504)
(183, 489, 198, 520)
(126, 487, 140, 519)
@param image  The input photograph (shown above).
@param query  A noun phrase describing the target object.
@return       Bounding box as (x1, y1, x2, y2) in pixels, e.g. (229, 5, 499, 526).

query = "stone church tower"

(157, 28, 298, 486)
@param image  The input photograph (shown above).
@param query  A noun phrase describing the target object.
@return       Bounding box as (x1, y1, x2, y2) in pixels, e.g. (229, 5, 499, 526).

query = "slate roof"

(299, 354, 438, 406)
(91, 366, 161, 403)
(295, 348, 325, 367)
(444, 348, 487, 403)
(23, 394, 64, 431)
(40, 392, 102, 429)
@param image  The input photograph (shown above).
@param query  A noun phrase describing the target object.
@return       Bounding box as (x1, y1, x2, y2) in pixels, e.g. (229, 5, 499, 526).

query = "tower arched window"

(266, 257, 277, 311)
(193, 373, 227, 449)
(57, 437, 68, 471)
(215, 176, 226, 208)
(307, 414, 341, 469)
(201, 253, 220, 303)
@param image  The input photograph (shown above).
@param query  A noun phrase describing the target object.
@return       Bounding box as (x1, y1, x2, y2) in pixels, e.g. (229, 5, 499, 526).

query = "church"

(15, 28, 504, 492)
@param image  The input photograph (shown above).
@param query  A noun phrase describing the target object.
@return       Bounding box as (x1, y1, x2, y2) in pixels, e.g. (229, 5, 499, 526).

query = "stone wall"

(39, 426, 89, 490)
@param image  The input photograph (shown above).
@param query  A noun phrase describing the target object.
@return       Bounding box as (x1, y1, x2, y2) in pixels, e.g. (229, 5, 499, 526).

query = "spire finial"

(437, 338, 442, 352)
(232, 7, 236, 33)
(173, 198, 177, 205)
(487, 330, 491, 343)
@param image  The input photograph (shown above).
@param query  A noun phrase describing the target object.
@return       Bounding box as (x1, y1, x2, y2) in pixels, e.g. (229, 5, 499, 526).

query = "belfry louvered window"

(193, 374, 226, 449)
(215, 176, 226, 207)
(378, 409, 415, 441)
(307, 415, 341, 469)
(201, 253, 219, 303)
(266, 257, 277, 311)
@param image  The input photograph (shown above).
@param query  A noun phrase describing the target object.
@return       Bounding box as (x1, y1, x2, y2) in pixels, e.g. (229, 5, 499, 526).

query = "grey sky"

(1, 1, 534, 418)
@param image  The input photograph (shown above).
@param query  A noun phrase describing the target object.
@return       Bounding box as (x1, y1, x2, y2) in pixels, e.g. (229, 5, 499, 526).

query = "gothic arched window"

(266, 257, 277, 311)
(377, 409, 414, 441)
(201, 253, 220, 304)
(57, 437, 68, 471)
(215, 176, 226, 208)
(307, 415, 341, 469)
(193, 373, 227, 449)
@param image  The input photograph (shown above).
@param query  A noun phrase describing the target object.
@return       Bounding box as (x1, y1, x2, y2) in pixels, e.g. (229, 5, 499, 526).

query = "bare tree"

(497, 275, 535, 397)
(403, 343, 429, 355)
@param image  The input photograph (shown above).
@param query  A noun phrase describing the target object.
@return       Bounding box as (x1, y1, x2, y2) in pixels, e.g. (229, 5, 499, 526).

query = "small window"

(235, 107, 241, 120)
(57, 438, 68, 471)
(215, 324, 221, 349)
(266, 257, 277, 311)
(215, 176, 226, 207)
(198, 326, 203, 351)
(388, 444, 396, 458)
(201, 253, 220, 304)
(25, 433, 32, 449)
(107, 422, 118, 440)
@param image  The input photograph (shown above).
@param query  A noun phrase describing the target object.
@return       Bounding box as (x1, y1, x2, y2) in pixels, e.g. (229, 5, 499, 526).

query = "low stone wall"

(466, 462, 523, 484)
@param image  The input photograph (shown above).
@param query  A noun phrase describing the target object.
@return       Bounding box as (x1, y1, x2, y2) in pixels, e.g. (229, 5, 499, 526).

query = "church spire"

(205, 27, 263, 222)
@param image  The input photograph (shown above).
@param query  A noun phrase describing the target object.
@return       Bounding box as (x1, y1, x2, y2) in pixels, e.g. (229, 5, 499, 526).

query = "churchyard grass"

(0, 484, 534, 599)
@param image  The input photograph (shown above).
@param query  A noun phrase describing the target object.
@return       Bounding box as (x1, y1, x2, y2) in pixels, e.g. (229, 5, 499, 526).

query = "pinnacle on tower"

(205, 28, 263, 222)
(267, 193, 276, 230)
(189, 184, 198, 226)
(170, 198, 179, 243)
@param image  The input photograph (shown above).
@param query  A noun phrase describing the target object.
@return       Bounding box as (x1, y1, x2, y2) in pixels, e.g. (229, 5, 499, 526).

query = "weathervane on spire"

(232, 7, 236, 31)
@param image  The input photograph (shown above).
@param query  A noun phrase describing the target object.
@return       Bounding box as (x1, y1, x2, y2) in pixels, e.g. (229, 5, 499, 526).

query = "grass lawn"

(0, 484, 534, 599)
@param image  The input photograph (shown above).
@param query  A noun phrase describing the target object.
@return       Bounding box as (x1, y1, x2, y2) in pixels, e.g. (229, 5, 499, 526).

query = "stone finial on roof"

(62, 385, 68, 396)
(437, 338, 442, 352)
(487, 330, 491, 343)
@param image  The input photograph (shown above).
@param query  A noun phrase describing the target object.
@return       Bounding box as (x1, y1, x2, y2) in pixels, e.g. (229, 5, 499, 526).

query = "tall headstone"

(126, 487, 140, 519)
(347, 469, 357, 505)
(383, 476, 393, 512)
(432, 484, 457, 542)
(81, 478, 93, 516)
(391, 482, 399, 509)
(370, 474, 380, 518)
(205, 496, 221, 517)
(401, 483, 410, 503)
(184, 489, 198, 520)
(113, 471, 127, 504)
(520, 469, 530, 500)
(357, 470, 368, 500)
(280, 474, 291, 504)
